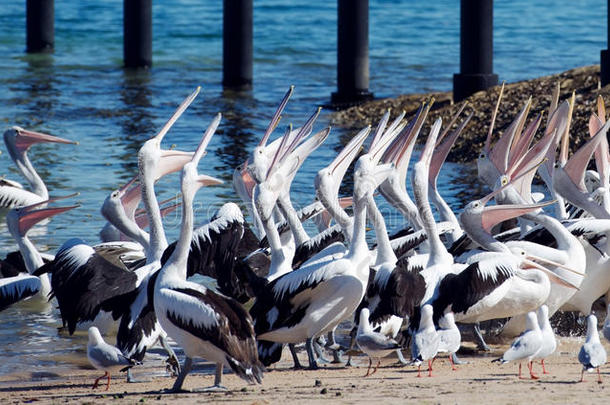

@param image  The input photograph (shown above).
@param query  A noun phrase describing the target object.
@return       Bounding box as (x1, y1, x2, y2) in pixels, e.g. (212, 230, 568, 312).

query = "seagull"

(87, 326, 139, 390)
(533, 305, 556, 375)
(492, 311, 542, 379)
(579, 314, 607, 383)
(436, 311, 461, 371)
(411, 304, 439, 377)
(356, 308, 402, 377)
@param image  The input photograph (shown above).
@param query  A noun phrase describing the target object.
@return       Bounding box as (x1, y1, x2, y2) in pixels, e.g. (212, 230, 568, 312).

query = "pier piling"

(223, 0, 253, 89)
(601, 0, 610, 86)
(26, 0, 54, 53)
(331, 0, 373, 106)
(453, 0, 498, 102)
(124, 0, 153, 69)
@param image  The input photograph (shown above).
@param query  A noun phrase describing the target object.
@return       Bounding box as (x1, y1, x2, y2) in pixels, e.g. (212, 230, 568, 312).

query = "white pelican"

(0, 126, 76, 209)
(154, 117, 263, 392)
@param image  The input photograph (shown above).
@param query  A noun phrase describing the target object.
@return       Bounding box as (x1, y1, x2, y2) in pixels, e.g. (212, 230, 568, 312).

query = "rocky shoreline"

(331, 65, 605, 163)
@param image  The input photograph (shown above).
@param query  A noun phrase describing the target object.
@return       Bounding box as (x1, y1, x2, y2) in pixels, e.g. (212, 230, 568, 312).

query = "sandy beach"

(1, 335, 608, 405)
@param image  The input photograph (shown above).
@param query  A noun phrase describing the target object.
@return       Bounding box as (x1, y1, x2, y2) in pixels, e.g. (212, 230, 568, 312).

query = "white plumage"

(494, 311, 542, 379)
(578, 314, 607, 383)
(532, 305, 556, 375)
(87, 326, 138, 390)
(437, 311, 461, 371)
(411, 304, 439, 377)
(356, 308, 401, 377)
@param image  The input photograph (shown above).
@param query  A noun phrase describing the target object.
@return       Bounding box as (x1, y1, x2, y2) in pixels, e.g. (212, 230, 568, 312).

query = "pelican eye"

(479, 153, 485, 159)
(501, 177, 508, 186)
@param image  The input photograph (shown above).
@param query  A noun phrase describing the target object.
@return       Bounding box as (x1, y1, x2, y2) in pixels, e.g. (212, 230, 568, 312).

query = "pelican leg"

(160, 335, 181, 376)
(288, 344, 303, 369)
(345, 327, 357, 367)
(364, 357, 372, 377)
(202, 363, 228, 392)
(396, 349, 409, 365)
(169, 357, 193, 393)
(305, 338, 319, 370)
(106, 372, 111, 390)
(451, 352, 468, 365)
(580, 369, 585, 382)
(473, 323, 491, 351)
(427, 359, 433, 377)
(325, 331, 343, 363)
(313, 338, 330, 363)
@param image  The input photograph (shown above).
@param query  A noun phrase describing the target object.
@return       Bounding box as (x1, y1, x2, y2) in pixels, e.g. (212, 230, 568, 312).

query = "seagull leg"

(518, 363, 524, 379)
(427, 359, 433, 377)
(449, 353, 457, 371)
(528, 361, 539, 380)
(473, 323, 491, 351)
(364, 358, 372, 377)
(202, 363, 228, 392)
(417, 365, 422, 378)
(371, 359, 380, 375)
(160, 335, 181, 376)
(541, 359, 549, 374)
(169, 357, 193, 393)
(92, 372, 106, 390)
(580, 369, 585, 382)
(289, 344, 303, 369)
(597, 367, 603, 384)
(305, 338, 319, 370)
(106, 372, 111, 390)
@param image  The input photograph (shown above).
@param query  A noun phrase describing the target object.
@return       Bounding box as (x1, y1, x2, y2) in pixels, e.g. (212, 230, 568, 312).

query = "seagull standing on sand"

(533, 305, 556, 375)
(492, 311, 542, 380)
(356, 308, 402, 377)
(87, 326, 139, 390)
(411, 305, 439, 377)
(436, 311, 461, 371)
(578, 314, 607, 383)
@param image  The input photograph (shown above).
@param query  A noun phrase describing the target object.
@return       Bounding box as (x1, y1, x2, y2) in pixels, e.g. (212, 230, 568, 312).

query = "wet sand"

(1, 337, 608, 404)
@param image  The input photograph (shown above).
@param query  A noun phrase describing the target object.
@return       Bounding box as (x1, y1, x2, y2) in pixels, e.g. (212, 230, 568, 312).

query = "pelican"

(0, 126, 76, 209)
(154, 116, 263, 392)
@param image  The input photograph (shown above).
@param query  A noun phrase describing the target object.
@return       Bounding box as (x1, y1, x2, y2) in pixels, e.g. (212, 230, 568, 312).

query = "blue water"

(0, 0, 605, 378)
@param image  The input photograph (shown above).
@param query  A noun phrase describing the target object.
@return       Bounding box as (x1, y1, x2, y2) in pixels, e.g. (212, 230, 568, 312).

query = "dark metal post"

(124, 0, 153, 69)
(601, 0, 610, 86)
(331, 0, 373, 106)
(453, 0, 498, 102)
(223, 0, 253, 89)
(26, 0, 54, 53)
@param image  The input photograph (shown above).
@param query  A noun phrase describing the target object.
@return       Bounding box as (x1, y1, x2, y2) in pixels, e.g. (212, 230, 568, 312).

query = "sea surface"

(0, 0, 604, 379)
